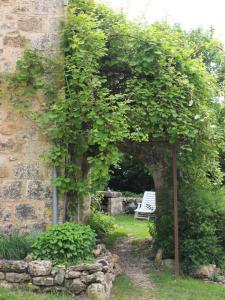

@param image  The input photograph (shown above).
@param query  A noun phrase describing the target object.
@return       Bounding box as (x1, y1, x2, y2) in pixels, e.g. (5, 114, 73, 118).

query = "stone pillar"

(0, 0, 65, 232)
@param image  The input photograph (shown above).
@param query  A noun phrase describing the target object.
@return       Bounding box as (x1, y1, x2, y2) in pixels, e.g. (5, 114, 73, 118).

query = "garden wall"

(0, 245, 120, 300)
(0, 0, 65, 232)
(100, 191, 141, 215)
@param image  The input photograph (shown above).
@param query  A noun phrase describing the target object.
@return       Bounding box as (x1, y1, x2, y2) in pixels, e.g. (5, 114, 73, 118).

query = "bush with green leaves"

(87, 211, 116, 240)
(154, 184, 225, 273)
(0, 233, 35, 260)
(32, 223, 96, 264)
(179, 186, 225, 273)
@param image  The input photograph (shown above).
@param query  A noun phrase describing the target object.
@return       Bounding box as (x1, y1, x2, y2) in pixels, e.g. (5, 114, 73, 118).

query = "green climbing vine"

(2, 0, 224, 223)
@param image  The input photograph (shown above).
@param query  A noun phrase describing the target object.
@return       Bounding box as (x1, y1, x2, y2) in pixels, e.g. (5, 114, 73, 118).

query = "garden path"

(111, 236, 155, 300)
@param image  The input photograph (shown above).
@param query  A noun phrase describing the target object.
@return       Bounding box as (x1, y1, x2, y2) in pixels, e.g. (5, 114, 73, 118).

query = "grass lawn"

(0, 289, 73, 300)
(110, 215, 225, 300)
(114, 215, 150, 239)
(152, 270, 225, 300)
(110, 274, 147, 300)
(106, 215, 150, 247)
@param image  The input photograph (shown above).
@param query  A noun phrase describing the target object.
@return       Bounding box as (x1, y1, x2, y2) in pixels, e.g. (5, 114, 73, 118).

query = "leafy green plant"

(87, 211, 116, 240)
(0, 233, 35, 260)
(179, 186, 225, 272)
(154, 184, 225, 273)
(148, 221, 156, 240)
(32, 223, 96, 264)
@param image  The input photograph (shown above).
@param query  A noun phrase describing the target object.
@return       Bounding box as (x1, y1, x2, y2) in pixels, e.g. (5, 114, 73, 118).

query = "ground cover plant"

(0, 233, 35, 260)
(110, 274, 147, 300)
(151, 270, 225, 300)
(113, 215, 150, 240)
(110, 215, 225, 300)
(87, 210, 116, 240)
(0, 289, 73, 300)
(31, 223, 96, 264)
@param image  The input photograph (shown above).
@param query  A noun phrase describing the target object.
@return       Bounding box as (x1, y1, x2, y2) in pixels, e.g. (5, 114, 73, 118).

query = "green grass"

(110, 274, 146, 300)
(113, 215, 149, 239)
(106, 215, 150, 247)
(110, 216, 225, 300)
(152, 270, 225, 300)
(0, 289, 73, 300)
(0, 233, 35, 260)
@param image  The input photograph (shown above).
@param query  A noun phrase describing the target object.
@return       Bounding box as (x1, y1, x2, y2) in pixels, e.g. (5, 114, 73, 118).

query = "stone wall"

(0, 245, 120, 300)
(0, 0, 65, 232)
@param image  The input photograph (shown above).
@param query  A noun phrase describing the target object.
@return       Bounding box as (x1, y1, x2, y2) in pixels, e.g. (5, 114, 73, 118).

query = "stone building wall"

(0, 0, 65, 232)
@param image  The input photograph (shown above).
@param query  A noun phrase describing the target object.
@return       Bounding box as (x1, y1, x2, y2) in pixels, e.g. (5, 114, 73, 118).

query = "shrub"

(155, 185, 225, 273)
(148, 221, 156, 240)
(179, 186, 225, 272)
(0, 233, 35, 260)
(32, 223, 96, 264)
(87, 211, 116, 240)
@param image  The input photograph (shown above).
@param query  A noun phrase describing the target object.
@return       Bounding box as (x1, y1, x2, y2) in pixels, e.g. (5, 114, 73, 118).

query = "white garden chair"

(134, 191, 156, 220)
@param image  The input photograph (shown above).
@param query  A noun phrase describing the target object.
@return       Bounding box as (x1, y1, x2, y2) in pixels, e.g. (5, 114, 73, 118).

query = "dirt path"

(111, 237, 155, 300)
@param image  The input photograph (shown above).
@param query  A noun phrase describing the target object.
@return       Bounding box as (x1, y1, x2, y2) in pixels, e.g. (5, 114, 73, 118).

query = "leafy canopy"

(4, 0, 224, 213)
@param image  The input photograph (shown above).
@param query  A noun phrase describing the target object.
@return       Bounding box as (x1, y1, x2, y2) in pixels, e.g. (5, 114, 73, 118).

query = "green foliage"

(87, 211, 115, 239)
(6, 49, 63, 112)
(110, 274, 145, 300)
(0, 233, 35, 260)
(113, 215, 150, 240)
(32, 223, 96, 264)
(148, 221, 156, 240)
(4, 0, 224, 227)
(154, 184, 225, 272)
(0, 289, 73, 300)
(151, 270, 225, 300)
(179, 186, 225, 272)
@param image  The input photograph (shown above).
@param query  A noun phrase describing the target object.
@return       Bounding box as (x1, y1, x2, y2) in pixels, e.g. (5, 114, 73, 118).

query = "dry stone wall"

(0, 0, 65, 232)
(0, 245, 120, 300)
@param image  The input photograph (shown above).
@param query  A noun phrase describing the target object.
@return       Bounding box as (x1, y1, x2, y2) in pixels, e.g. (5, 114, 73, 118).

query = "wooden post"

(172, 144, 179, 277)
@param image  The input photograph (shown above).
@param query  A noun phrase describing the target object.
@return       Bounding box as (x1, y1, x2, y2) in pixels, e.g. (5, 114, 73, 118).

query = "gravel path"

(111, 237, 155, 300)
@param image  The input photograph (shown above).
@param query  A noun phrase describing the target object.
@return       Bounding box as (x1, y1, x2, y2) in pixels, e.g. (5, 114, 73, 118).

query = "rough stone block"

(0, 280, 15, 290)
(108, 198, 123, 216)
(87, 283, 106, 300)
(65, 270, 81, 279)
(26, 223, 45, 232)
(6, 272, 31, 283)
(28, 260, 52, 276)
(0, 166, 8, 178)
(54, 268, 65, 285)
(18, 17, 43, 32)
(3, 34, 26, 48)
(0, 123, 17, 135)
(65, 278, 86, 295)
(13, 163, 40, 179)
(0, 207, 11, 221)
(68, 263, 102, 274)
(83, 272, 105, 285)
(0, 138, 14, 152)
(0, 260, 28, 273)
(27, 181, 51, 200)
(16, 204, 36, 220)
(16, 127, 37, 141)
(29, 0, 63, 16)
(30, 33, 59, 50)
(0, 181, 22, 200)
(0, 272, 5, 280)
(33, 276, 54, 286)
